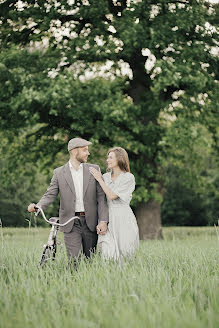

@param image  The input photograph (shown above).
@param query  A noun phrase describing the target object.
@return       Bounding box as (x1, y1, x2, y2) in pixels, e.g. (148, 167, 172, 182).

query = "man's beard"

(76, 154, 87, 163)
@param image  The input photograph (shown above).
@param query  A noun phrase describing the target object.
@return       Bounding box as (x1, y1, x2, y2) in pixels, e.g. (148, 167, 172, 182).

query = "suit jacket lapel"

(63, 162, 76, 195)
(83, 164, 91, 197)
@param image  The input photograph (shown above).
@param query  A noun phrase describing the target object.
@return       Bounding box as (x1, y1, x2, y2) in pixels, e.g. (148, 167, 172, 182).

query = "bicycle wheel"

(39, 242, 56, 268)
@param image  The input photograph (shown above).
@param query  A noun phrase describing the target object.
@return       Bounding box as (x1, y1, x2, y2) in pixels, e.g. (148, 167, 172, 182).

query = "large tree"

(0, 1, 218, 237)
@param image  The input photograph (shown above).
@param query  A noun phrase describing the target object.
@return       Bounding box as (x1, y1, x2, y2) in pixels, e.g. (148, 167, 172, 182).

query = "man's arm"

(96, 168, 109, 235)
(28, 170, 59, 212)
(96, 170, 109, 222)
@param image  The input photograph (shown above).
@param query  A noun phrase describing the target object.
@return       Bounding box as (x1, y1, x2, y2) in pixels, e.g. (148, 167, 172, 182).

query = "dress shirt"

(69, 161, 85, 212)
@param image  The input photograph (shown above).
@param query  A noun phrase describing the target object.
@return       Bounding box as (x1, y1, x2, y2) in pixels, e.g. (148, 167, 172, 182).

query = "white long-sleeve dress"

(97, 172, 139, 262)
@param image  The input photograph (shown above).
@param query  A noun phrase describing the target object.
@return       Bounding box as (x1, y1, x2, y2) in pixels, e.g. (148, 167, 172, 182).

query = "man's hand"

(96, 221, 107, 235)
(27, 203, 37, 212)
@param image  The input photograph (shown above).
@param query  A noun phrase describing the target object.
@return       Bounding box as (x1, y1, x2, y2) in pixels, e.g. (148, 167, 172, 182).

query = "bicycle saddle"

(49, 217, 59, 223)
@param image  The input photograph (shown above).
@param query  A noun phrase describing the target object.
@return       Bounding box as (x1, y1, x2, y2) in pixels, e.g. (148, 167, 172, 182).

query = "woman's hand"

(89, 167, 102, 182)
(90, 167, 118, 200)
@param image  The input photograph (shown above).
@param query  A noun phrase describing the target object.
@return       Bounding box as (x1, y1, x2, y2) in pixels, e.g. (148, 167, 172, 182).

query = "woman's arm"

(89, 168, 118, 200)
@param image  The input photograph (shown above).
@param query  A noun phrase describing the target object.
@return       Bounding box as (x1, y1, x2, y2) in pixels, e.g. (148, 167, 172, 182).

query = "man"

(28, 137, 109, 263)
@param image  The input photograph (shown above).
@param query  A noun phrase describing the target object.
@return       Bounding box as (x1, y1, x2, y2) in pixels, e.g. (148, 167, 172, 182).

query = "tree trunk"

(135, 200, 163, 240)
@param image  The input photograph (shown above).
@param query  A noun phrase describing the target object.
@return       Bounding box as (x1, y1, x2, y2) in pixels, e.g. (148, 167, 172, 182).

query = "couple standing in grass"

(28, 138, 139, 265)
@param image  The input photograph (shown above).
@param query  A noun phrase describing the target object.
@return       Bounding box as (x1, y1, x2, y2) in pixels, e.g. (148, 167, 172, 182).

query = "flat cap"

(68, 137, 92, 151)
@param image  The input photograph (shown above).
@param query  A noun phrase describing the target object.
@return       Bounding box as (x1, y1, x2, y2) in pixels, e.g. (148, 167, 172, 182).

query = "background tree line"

(0, 1, 218, 235)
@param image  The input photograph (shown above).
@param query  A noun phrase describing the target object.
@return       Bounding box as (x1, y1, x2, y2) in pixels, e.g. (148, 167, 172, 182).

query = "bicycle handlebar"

(34, 206, 80, 227)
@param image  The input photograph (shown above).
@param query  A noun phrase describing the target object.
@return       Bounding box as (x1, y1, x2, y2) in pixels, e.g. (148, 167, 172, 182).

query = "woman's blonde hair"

(107, 147, 130, 172)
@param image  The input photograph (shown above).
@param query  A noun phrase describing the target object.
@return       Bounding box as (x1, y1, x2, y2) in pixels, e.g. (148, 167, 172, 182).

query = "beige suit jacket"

(37, 162, 109, 233)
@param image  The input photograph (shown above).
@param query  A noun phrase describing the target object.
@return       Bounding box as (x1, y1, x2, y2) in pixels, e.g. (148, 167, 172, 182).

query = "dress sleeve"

(113, 173, 135, 203)
(103, 173, 108, 183)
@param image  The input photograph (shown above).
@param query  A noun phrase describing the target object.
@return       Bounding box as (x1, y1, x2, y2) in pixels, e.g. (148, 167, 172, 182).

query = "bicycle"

(34, 206, 79, 268)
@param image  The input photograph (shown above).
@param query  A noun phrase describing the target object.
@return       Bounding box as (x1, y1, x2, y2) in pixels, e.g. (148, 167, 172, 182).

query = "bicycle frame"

(34, 206, 79, 267)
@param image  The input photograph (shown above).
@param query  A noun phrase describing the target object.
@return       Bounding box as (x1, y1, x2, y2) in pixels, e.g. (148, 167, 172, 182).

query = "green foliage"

(160, 119, 219, 226)
(161, 166, 208, 226)
(0, 0, 218, 219)
(202, 168, 219, 225)
(0, 132, 60, 227)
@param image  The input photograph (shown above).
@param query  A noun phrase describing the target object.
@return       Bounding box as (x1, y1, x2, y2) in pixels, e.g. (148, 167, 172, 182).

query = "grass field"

(0, 227, 218, 328)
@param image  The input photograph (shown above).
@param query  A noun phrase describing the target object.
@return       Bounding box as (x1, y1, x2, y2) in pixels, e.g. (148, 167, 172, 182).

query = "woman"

(89, 147, 139, 263)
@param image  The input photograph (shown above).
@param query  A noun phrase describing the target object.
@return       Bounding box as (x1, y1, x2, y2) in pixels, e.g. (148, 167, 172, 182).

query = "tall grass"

(0, 227, 218, 328)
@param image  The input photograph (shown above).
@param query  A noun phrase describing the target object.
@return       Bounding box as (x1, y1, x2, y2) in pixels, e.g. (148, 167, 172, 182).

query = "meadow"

(0, 227, 218, 328)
